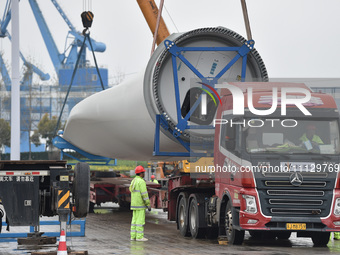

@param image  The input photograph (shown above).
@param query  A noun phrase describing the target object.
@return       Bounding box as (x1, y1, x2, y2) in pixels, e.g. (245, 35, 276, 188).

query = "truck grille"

(255, 170, 336, 217)
(264, 181, 326, 187)
(268, 199, 323, 206)
(262, 172, 328, 178)
(270, 208, 322, 215)
(267, 190, 325, 196)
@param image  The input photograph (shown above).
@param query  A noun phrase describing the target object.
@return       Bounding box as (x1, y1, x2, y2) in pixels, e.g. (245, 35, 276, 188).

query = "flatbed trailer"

(89, 177, 162, 210)
(0, 160, 90, 242)
(89, 174, 213, 221)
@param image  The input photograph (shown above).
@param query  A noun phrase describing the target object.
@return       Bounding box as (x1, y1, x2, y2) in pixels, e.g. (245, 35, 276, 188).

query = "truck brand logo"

(289, 172, 303, 186)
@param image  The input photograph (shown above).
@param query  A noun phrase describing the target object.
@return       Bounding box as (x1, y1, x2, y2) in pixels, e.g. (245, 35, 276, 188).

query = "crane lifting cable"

(81, 0, 93, 35)
(240, 0, 252, 41)
(137, 0, 170, 47)
(54, 6, 104, 137)
(150, 0, 165, 56)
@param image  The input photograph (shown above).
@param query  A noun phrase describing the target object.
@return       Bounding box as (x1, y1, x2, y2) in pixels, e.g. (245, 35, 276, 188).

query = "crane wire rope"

(240, 0, 252, 41)
(83, 0, 92, 12)
(54, 32, 104, 136)
(150, 0, 165, 56)
(164, 5, 179, 33)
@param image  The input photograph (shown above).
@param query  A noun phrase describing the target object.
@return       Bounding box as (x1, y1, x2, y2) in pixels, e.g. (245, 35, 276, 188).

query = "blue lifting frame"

(53, 135, 117, 166)
(153, 39, 255, 157)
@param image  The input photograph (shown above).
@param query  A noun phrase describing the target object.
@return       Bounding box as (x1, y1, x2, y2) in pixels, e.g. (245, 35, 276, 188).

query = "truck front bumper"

(238, 188, 340, 232)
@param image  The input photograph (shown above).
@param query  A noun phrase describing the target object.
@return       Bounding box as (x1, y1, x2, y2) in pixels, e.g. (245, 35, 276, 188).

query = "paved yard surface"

(1, 204, 340, 255)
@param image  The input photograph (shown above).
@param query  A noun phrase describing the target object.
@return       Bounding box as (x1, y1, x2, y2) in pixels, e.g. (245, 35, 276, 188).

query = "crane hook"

(81, 11, 94, 35)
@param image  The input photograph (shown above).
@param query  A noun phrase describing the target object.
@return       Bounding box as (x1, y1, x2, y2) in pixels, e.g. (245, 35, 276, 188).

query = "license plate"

(286, 223, 306, 230)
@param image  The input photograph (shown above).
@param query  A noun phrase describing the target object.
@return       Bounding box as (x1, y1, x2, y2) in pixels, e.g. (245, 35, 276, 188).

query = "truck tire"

(73, 162, 90, 218)
(225, 200, 244, 244)
(178, 196, 190, 237)
(311, 232, 330, 247)
(188, 196, 205, 238)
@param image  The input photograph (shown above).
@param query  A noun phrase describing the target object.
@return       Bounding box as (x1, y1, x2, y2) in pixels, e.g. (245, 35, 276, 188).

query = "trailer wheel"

(225, 201, 244, 244)
(311, 232, 330, 247)
(73, 162, 90, 218)
(188, 196, 205, 238)
(178, 196, 190, 237)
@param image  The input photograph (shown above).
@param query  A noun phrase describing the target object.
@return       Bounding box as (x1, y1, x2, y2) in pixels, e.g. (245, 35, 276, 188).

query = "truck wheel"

(188, 196, 205, 238)
(73, 162, 90, 218)
(311, 232, 330, 247)
(225, 201, 244, 244)
(178, 196, 190, 237)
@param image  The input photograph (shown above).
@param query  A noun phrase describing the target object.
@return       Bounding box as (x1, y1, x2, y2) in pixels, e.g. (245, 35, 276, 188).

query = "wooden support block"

(18, 236, 56, 245)
(218, 236, 229, 245)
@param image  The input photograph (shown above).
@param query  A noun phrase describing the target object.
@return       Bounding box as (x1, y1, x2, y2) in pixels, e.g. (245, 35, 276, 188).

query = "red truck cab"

(213, 82, 340, 245)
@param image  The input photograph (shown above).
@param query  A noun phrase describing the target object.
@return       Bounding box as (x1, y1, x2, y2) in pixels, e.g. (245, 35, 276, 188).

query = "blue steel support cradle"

(153, 39, 255, 157)
(53, 135, 116, 166)
(0, 218, 86, 240)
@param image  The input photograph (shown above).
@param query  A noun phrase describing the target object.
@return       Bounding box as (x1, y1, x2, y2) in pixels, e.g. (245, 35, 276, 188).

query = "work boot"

(334, 232, 340, 240)
(130, 238, 136, 241)
(136, 237, 148, 242)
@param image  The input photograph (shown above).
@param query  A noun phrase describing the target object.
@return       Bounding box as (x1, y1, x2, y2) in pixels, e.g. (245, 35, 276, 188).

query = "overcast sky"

(0, 0, 339, 85)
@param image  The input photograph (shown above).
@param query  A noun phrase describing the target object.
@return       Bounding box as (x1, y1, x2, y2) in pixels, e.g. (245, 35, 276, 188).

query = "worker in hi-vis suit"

(129, 165, 151, 241)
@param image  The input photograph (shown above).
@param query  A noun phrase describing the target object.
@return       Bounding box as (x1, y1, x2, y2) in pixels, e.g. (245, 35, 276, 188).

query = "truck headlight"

(334, 198, 340, 216)
(243, 195, 257, 214)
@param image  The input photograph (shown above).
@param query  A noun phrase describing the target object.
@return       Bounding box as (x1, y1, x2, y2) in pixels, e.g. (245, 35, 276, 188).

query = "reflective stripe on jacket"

(129, 175, 150, 210)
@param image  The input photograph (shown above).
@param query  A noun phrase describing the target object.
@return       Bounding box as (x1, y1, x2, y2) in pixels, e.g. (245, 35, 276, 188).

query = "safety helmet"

(135, 165, 145, 174)
(151, 175, 155, 179)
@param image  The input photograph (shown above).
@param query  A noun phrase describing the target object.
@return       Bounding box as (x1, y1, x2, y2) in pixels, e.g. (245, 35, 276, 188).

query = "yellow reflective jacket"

(129, 175, 150, 210)
(151, 179, 159, 184)
(299, 134, 324, 144)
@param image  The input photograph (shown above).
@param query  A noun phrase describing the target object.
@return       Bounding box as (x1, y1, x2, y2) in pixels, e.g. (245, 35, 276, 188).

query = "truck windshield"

(245, 119, 340, 155)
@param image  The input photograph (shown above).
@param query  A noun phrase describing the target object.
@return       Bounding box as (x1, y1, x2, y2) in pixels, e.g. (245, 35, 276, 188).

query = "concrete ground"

(1, 204, 340, 255)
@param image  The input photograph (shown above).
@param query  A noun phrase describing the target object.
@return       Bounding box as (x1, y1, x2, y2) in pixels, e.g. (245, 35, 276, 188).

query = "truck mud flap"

(232, 207, 241, 230)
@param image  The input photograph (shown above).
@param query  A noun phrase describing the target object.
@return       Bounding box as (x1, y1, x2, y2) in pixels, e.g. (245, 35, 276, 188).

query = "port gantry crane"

(0, 0, 109, 159)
